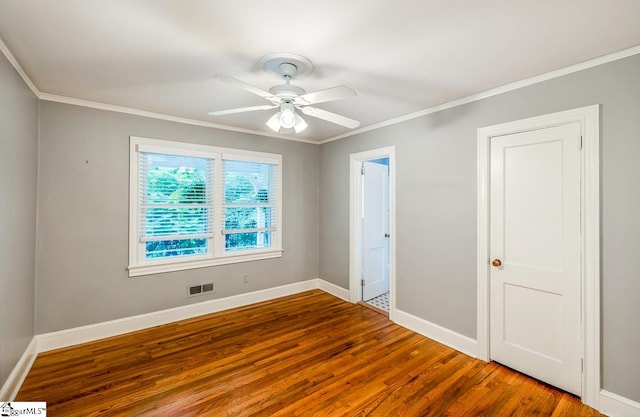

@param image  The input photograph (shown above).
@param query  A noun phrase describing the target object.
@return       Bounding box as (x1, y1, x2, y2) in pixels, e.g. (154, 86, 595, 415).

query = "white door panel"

(362, 161, 389, 301)
(490, 123, 581, 395)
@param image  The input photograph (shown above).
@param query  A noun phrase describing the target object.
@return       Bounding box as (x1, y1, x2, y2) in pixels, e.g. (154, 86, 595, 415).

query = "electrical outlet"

(202, 282, 214, 293)
(243, 274, 248, 284)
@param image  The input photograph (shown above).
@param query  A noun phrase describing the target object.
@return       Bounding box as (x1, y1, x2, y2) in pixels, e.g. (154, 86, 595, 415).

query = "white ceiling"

(1, 0, 639, 142)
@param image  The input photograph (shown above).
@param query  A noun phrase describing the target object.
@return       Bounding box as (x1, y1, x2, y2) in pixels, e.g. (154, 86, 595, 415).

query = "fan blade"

(215, 75, 281, 104)
(209, 104, 278, 116)
(300, 106, 361, 129)
(294, 85, 356, 105)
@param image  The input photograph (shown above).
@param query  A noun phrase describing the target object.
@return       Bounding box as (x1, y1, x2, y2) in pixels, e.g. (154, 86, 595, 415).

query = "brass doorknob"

(492, 259, 502, 267)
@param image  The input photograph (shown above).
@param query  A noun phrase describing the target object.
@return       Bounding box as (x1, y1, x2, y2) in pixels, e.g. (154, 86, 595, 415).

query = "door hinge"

(581, 357, 584, 373)
(361, 279, 365, 286)
(361, 167, 365, 175)
(579, 136, 583, 150)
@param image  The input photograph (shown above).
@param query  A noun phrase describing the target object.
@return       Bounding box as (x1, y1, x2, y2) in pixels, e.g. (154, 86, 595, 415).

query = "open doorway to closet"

(349, 147, 396, 316)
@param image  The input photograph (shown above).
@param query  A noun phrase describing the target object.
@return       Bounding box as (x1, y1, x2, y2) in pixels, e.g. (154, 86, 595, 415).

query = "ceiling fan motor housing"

(269, 84, 306, 100)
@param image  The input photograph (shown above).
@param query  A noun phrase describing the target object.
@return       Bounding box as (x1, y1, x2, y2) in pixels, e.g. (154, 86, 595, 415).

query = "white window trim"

(128, 136, 283, 277)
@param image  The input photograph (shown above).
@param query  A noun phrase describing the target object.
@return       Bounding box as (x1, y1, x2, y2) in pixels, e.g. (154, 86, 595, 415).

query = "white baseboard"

(0, 337, 38, 400)
(600, 390, 640, 417)
(36, 279, 319, 353)
(315, 279, 349, 301)
(392, 309, 477, 358)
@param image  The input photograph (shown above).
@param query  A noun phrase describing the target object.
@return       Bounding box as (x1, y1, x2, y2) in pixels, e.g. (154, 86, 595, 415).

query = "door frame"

(476, 105, 600, 408)
(349, 146, 396, 316)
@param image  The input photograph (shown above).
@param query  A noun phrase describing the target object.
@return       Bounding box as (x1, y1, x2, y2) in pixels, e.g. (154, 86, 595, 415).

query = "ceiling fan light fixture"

(266, 112, 281, 132)
(266, 108, 307, 134)
(294, 113, 308, 133)
(279, 104, 296, 129)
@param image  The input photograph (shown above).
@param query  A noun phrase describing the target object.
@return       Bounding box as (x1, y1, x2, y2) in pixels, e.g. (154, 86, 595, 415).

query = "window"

(140, 152, 214, 260)
(222, 159, 278, 252)
(129, 137, 282, 276)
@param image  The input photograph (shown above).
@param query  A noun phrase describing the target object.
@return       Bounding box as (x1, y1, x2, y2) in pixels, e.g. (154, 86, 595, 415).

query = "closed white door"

(362, 161, 389, 301)
(489, 123, 582, 395)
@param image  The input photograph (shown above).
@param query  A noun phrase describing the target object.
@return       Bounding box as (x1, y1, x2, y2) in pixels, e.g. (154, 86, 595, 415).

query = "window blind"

(222, 159, 278, 251)
(139, 152, 214, 259)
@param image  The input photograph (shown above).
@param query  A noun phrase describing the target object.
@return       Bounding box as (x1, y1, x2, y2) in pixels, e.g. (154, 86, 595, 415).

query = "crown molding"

(37, 93, 318, 144)
(0, 36, 40, 97)
(320, 44, 640, 144)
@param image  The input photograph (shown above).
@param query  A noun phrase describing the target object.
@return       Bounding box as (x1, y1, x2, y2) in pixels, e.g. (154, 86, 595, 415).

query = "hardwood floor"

(17, 290, 605, 416)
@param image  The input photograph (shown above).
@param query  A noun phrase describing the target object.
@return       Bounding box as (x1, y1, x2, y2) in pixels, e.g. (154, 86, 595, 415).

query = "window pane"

(141, 152, 213, 261)
(222, 159, 276, 252)
(224, 160, 274, 204)
(145, 238, 207, 259)
(224, 207, 272, 230)
(225, 232, 271, 251)
(145, 154, 209, 205)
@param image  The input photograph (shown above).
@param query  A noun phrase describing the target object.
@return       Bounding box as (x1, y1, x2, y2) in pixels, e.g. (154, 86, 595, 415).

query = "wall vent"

(188, 283, 215, 297)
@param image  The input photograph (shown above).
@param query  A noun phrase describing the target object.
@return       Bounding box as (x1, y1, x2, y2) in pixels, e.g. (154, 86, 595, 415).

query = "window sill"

(128, 249, 283, 277)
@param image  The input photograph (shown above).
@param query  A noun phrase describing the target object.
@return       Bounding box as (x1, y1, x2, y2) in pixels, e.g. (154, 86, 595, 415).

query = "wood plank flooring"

(17, 290, 606, 416)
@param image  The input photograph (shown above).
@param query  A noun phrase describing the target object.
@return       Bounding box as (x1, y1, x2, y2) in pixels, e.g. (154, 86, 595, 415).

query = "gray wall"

(319, 54, 640, 401)
(0, 53, 38, 385)
(35, 102, 319, 333)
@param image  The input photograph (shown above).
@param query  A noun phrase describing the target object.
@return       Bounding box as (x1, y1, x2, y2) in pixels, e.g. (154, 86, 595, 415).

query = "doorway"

(361, 158, 390, 309)
(476, 105, 600, 407)
(349, 147, 396, 316)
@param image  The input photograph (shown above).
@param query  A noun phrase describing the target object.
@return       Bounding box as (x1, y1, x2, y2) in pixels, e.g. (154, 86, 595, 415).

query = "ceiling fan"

(209, 54, 361, 134)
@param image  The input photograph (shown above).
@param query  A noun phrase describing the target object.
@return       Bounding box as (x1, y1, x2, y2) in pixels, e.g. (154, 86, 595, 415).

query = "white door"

(489, 123, 582, 395)
(362, 161, 389, 301)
